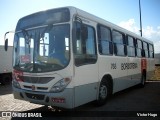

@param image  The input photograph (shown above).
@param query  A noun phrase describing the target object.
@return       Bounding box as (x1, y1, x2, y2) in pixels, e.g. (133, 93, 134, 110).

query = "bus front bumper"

(13, 86, 74, 109)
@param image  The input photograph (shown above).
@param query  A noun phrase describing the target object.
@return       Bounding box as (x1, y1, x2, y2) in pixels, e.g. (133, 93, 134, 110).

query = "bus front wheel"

(96, 79, 112, 106)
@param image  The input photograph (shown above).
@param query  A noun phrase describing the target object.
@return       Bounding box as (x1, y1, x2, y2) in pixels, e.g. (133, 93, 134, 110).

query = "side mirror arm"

(4, 31, 15, 51)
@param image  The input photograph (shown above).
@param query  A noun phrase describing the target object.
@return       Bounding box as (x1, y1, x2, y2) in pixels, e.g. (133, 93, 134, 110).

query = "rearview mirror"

(4, 31, 15, 51)
(4, 39, 8, 51)
(4, 31, 9, 51)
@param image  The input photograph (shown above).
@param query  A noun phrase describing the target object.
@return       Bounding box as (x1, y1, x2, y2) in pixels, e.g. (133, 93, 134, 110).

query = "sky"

(1, 0, 160, 53)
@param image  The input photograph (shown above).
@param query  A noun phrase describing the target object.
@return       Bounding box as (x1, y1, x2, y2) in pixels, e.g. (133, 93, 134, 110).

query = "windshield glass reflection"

(13, 24, 70, 73)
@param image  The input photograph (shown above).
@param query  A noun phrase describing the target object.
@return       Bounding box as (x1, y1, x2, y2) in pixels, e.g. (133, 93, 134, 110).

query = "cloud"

(118, 19, 160, 53)
(143, 26, 160, 40)
(118, 19, 140, 34)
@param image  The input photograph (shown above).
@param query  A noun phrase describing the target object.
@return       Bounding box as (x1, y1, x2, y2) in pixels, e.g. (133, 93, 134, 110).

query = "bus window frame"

(143, 41, 149, 58)
(112, 30, 127, 56)
(136, 39, 143, 58)
(97, 24, 113, 55)
(149, 43, 154, 58)
(73, 21, 97, 66)
(126, 35, 136, 57)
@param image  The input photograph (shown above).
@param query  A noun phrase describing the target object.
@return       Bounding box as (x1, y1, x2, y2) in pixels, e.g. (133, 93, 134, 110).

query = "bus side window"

(136, 39, 142, 57)
(143, 42, 149, 58)
(112, 30, 126, 56)
(149, 44, 154, 58)
(97, 25, 113, 55)
(74, 22, 97, 66)
(127, 36, 136, 57)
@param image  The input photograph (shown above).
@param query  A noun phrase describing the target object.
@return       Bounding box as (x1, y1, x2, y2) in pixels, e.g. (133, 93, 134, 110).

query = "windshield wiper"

(40, 24, 53, 38)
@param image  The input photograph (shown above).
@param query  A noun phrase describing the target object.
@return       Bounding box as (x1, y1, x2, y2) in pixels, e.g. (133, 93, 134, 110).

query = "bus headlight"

(12, 80, 21, 89)
(50, 78, 71, 92)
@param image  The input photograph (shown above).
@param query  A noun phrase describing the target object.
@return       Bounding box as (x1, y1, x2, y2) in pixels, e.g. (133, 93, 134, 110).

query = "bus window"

(136, 39, 142, 57)
(143, 42, 149, 58)
(112, 30, 126, 56)
(98, 25, 113, 55)
(149, 44, 154, 58)
(127, 36, 136, 57)
(74, 22, 97, 66)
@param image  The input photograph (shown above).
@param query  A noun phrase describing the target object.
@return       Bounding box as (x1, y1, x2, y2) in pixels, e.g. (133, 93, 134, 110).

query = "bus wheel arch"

(96, 74, 113, 106)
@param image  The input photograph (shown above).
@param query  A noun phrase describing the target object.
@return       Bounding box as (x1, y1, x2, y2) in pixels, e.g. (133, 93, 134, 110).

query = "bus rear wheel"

(96, 79, 112, 106)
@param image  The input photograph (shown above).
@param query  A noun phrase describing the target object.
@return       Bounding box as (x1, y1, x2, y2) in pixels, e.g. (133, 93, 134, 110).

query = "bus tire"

(139, 72, 146, 88)
(96, 78, 112, 106)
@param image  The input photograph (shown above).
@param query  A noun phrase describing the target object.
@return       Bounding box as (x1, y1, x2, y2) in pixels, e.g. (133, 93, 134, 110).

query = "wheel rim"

(99, 85, 107, 99)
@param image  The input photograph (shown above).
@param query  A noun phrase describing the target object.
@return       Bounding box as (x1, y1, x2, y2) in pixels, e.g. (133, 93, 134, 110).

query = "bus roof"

(17, 6, 153, 45)
(69, 6, 153, 44)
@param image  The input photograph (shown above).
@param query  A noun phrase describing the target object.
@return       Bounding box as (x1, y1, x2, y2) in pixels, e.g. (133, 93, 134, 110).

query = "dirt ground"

(151, 66, 160, 80)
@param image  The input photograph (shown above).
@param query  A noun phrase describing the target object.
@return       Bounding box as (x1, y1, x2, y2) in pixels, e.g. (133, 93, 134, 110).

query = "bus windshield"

(16, 8, 70, 31)
(13, 24, 70, 73)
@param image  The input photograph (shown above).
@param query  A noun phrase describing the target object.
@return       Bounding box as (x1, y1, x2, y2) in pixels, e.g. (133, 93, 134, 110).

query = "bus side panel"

(98, 56, 129, 93)
(74, 64, 98, 107)
(74, 82, 98, 107)
(127, 57, 142, 86)
(99, 56, 143, 94)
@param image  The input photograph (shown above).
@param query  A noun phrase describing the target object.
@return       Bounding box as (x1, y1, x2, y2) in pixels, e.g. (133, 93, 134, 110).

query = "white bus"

(0, 46, 12, 85)
(5, 6, 154, 109)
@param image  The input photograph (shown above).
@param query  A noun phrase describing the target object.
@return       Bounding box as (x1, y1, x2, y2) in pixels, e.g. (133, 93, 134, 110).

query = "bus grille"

(19, 76, 54, 84)
(23, 85, 48, 90)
